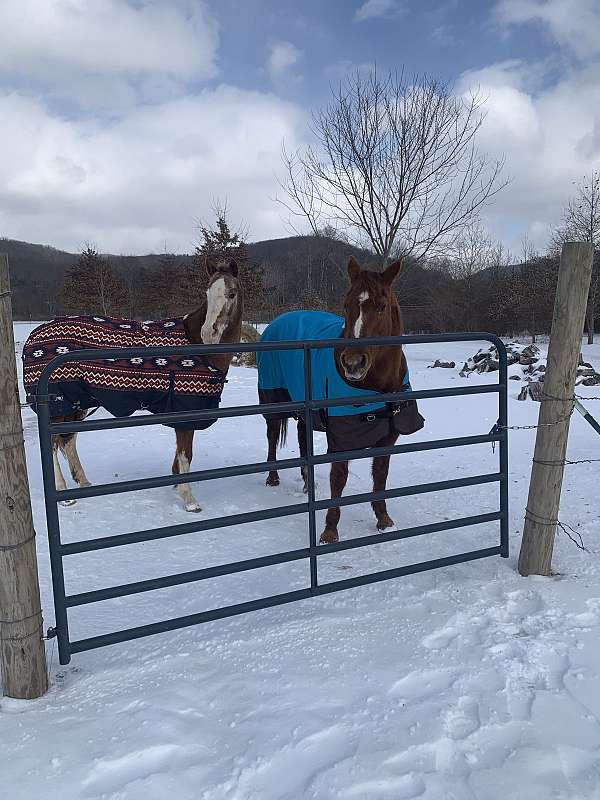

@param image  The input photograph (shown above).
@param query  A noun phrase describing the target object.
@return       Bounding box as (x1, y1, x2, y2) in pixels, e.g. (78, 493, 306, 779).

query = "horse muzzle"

(340, 350, 370, 382)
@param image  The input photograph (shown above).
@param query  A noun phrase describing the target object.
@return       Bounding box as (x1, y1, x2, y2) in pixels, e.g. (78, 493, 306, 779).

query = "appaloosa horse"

(23, 259, 243, 512)
(257, 255, 424, 544)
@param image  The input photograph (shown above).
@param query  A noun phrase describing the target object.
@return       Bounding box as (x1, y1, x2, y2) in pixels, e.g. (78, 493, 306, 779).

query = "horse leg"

(297, 415, 309, 493)
(371, 433, 399, 531)
(320, 460, 349, 544)
(172, 429, 202, 512)
(52, 434, 76, 506)
(58, 431, 91, 488)
(266, 417, 282, 487)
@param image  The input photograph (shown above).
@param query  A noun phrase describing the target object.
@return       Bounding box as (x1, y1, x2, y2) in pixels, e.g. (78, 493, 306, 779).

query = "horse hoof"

(319, 529, 339, 545)
(266, 476, 280, 487)
(377, 515, 395, 531)
(59, 499, 76, 507)
(185, 503, 202, 513)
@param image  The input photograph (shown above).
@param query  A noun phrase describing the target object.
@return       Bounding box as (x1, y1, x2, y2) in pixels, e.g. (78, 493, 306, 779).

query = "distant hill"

(1, 235, 383, 319)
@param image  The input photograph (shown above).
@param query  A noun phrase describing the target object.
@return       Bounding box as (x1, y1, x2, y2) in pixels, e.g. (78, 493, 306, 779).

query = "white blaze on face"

(201, 277, 228, 344)
(354, 291, 369, 338)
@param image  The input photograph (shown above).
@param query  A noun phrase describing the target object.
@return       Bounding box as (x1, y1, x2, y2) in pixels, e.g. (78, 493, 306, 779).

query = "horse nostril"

(342, 352, 367, 373)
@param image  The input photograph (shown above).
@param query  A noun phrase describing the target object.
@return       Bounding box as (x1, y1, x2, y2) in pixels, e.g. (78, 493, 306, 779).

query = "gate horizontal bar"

(313, 383, 501, 411)
(64, 511, 501, 608)
(36, 331, 507, 389)
(48, 382, 502, 435)
(48, 399, 306, 434)
(61, 500, 309, 555)
(313, 433, 501, 466)
(318, 511, 502, 555)
(65, 546, 311, 607)
(313, 473, 502, 511)
(56, 455, 309, 501)
(68, 546, 501, 655)
(315, 546, 502, 595)
(61, 471, 499, 555)
(55, 433, 500, 501)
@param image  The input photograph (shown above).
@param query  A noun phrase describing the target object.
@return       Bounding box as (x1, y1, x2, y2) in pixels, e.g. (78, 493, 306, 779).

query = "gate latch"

(488, 420, 500, 453)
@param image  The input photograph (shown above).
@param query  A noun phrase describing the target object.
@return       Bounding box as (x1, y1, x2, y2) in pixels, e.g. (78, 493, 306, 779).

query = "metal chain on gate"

(498, 391, 576, 432)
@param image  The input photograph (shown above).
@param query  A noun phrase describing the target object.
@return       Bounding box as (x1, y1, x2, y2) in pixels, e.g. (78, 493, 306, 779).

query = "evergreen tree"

(61, 245, 127, 316)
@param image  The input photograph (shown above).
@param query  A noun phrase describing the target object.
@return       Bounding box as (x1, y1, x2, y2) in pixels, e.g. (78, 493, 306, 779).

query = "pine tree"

(192, 209, 267, 320)
(61, 245, 127, 316)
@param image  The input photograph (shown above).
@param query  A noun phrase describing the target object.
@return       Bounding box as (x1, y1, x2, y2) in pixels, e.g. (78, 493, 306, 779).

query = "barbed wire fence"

(495, 388, 600, 555)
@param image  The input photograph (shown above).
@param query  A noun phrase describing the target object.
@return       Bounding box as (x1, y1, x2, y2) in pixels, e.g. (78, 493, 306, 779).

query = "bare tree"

(425, 219, 506, 331)
(61, 244, 127, 316)
(280, 68, 507, 267)
(550, 171, 600, 343)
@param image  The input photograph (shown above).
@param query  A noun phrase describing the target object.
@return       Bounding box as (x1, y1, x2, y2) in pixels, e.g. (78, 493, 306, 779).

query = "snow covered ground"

(4, 322, 600, 800)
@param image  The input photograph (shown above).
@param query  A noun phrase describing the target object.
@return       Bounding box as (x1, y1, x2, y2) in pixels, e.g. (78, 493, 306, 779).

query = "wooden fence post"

(0, 253, 48, 698)
(518, 242, 594, 577)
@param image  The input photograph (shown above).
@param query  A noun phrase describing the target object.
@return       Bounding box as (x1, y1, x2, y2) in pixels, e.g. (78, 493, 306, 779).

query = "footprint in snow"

(442, 696, 481, 740)
(389, 667, 459, 703)
(81, 744, 205, 796)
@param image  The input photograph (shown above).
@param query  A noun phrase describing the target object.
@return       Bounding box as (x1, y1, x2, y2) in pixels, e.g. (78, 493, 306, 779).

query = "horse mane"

(183, 301, 207, 344)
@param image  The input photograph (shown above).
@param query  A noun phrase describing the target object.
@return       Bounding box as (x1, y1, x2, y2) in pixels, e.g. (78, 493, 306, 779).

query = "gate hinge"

(46, 626, 57, 640)
(26, 393, 64, 405)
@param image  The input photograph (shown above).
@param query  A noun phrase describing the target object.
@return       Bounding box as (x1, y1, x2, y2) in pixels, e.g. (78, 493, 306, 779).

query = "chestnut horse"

(258, 255, 423, 544)
(29, 259, 242, 513)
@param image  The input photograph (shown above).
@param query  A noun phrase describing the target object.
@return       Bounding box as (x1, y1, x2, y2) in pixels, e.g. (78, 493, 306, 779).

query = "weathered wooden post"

(0, 253, 48, 698)
(518, 242, 594, 577)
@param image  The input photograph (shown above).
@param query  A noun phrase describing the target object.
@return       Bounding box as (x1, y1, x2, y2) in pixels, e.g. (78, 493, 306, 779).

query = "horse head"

(201, 259, 243, 345)
(338, 255, 403, 383)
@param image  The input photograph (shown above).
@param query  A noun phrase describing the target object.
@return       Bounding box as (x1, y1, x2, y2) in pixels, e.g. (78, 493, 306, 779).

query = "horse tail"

(278, 418, 288, 448)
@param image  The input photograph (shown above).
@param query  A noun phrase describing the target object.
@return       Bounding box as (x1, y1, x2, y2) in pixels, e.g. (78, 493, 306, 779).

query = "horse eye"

(228, 291, 237, 299)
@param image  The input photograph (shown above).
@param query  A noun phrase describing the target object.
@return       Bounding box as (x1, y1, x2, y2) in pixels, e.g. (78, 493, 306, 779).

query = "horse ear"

(205, 260, 217, 277)
(381, 259, 403, 285)
(227, 259, 238, 277)
(347, 256, 361, 281)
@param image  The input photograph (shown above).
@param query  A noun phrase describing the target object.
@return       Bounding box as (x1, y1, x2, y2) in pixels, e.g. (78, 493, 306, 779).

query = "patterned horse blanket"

(23, 315, 225, 430)
(257, 311, 424, 452)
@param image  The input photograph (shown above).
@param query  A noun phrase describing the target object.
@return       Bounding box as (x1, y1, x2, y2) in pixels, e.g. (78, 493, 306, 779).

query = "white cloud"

(0, 87, 307, 252)
(430, 25, 456, 47)
(354, 0, 405, 23)
(0, 0, 219, 109)
(267, 41, 302, 81)
(458, 58, 600, 251)
(496, 0, 600, 59)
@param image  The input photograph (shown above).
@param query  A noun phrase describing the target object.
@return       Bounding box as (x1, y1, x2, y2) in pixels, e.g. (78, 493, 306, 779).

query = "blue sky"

(0, 0, 598, 256)
(214, 0, 551, 103)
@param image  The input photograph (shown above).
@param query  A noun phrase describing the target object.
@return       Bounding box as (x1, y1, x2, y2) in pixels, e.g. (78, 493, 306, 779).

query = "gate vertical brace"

(303, 345, 318, 591)
(36, 397, 71, 664)
(498, 342, 509, 558)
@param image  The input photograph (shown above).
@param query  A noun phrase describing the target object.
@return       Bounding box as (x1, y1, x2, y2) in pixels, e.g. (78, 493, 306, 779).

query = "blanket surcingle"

(257, 311, 424, 452)
(23, 315, 225, 430)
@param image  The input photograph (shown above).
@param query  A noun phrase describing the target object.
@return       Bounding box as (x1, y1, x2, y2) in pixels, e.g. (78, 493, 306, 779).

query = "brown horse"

(262, 255, 423, 544)
(41, 259, 243, 512)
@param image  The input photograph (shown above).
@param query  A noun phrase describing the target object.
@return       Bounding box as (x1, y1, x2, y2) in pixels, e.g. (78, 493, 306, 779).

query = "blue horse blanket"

(258, 311, 423, 451)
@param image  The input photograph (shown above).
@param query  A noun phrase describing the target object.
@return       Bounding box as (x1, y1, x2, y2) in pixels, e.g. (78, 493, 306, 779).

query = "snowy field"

(4, 322, 600, 800)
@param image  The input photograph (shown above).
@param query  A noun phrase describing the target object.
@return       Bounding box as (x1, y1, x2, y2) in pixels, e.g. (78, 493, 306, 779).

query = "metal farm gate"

(36, 334, 508, 664)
